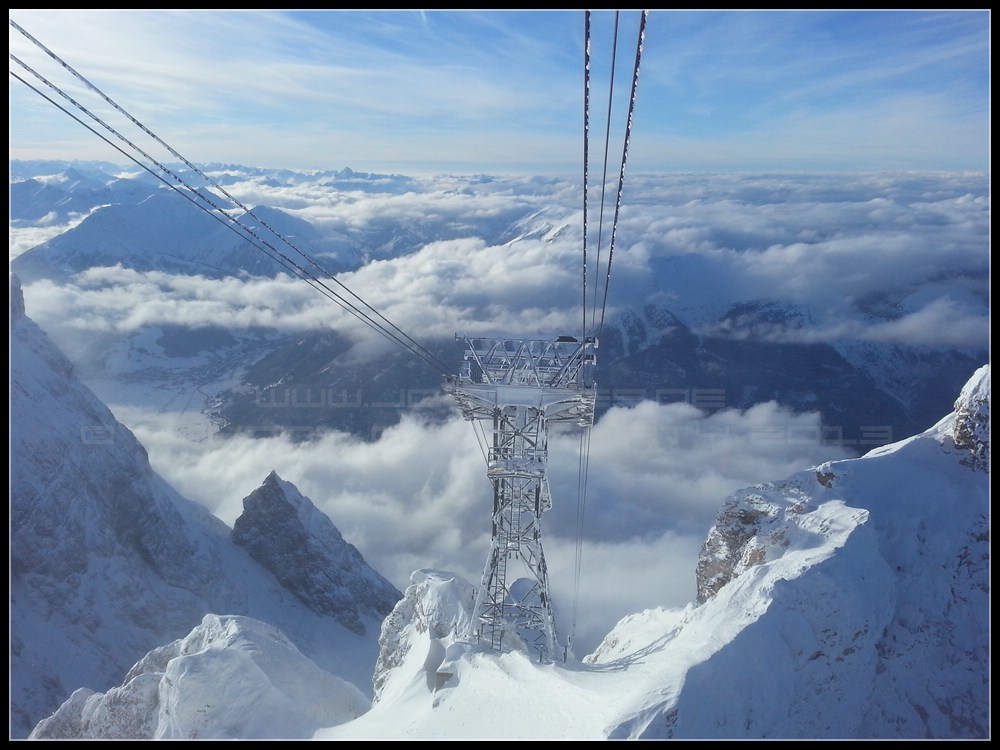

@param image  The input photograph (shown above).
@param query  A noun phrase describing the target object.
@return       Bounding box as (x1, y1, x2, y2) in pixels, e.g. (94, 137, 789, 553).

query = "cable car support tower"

(442, 336, 597, 659)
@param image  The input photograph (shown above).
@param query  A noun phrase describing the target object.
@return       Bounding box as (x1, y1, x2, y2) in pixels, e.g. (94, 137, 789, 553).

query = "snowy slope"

(19, 323, 989, 740)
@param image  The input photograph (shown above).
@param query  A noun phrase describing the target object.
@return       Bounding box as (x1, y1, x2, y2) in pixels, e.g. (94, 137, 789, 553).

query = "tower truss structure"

(442, 334, 597, 660)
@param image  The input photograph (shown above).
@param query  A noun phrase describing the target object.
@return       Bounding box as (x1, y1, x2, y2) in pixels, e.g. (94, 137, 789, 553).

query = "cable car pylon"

(442, 335, 597, 661)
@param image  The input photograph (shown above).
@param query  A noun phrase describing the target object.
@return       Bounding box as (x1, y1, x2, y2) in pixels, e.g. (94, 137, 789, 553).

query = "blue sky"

(8, 10, 991, 174)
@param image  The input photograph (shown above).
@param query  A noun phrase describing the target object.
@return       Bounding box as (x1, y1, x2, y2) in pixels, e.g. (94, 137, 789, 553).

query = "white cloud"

(17, 171, 988, 362)
(698, 296, 988, 348)
(9, 220, 77, 262)
(9, 202, 98, 261)
(23, 271, 335, 335)
(857, 297, 990, 347)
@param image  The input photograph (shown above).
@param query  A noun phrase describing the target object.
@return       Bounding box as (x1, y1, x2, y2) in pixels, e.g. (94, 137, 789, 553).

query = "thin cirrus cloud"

(9, 10, 989, 173)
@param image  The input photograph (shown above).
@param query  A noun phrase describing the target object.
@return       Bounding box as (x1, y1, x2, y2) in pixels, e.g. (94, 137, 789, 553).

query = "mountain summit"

(232, 470, 400, 635)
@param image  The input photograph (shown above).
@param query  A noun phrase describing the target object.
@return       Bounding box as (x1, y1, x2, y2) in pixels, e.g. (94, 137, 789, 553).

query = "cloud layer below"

(116, 397, 856, 656)
(18, 171, 990, 355)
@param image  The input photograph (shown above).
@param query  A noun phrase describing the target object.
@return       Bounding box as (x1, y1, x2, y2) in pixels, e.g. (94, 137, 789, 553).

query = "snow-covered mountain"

(10, 273, 400, 739)
(9, 163, 160, 223)
(232, 470, 402, 635)
(28, 614, 371, 740)
(8, 161, 540, 280)
(9, 162, 990, 738)
(18, 267, 989, 736)
(11, 187, 355, 281)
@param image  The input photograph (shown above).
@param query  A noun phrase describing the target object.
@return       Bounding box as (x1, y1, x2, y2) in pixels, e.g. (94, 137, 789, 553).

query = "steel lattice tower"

(442, 334, 597, 660)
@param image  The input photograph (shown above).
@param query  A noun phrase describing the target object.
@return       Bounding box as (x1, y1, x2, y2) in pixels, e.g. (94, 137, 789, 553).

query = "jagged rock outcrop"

(232, 471, 402, 634)
(952, 364, 989, 471)
(694, 486, 807, 604)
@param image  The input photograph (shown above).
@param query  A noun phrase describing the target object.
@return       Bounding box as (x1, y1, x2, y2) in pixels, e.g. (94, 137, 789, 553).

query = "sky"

(8, 9, 991, 174)
(24, 359, 991, 738)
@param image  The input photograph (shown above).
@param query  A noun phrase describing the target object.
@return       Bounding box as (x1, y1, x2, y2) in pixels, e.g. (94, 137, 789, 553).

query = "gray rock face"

(695, 490, 789, 604)
(232, 471, 402, 634)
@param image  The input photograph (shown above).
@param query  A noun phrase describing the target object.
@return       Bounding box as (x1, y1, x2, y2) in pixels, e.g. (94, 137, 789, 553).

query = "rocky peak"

(371, 569, 476, 702)
(952, 365, 989, 471)
(694, 488, 798, 604)
(231, 472, 401, 634)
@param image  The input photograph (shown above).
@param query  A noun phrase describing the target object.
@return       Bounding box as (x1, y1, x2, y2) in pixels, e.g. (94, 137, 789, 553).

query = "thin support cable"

(569, 425, 593, 655)
(590, 10, 620, 335)
(597, 9, 647, 340)
(582, 10, 591, 342)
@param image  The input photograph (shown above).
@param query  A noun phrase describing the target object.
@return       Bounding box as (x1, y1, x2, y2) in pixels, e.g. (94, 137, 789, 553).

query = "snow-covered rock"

(372, 569, 477, 704)
(28, 614, 369, 740)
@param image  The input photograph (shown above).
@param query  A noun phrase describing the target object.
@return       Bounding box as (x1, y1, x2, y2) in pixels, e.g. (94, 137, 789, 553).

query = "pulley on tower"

(442, 335, 597, 660)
